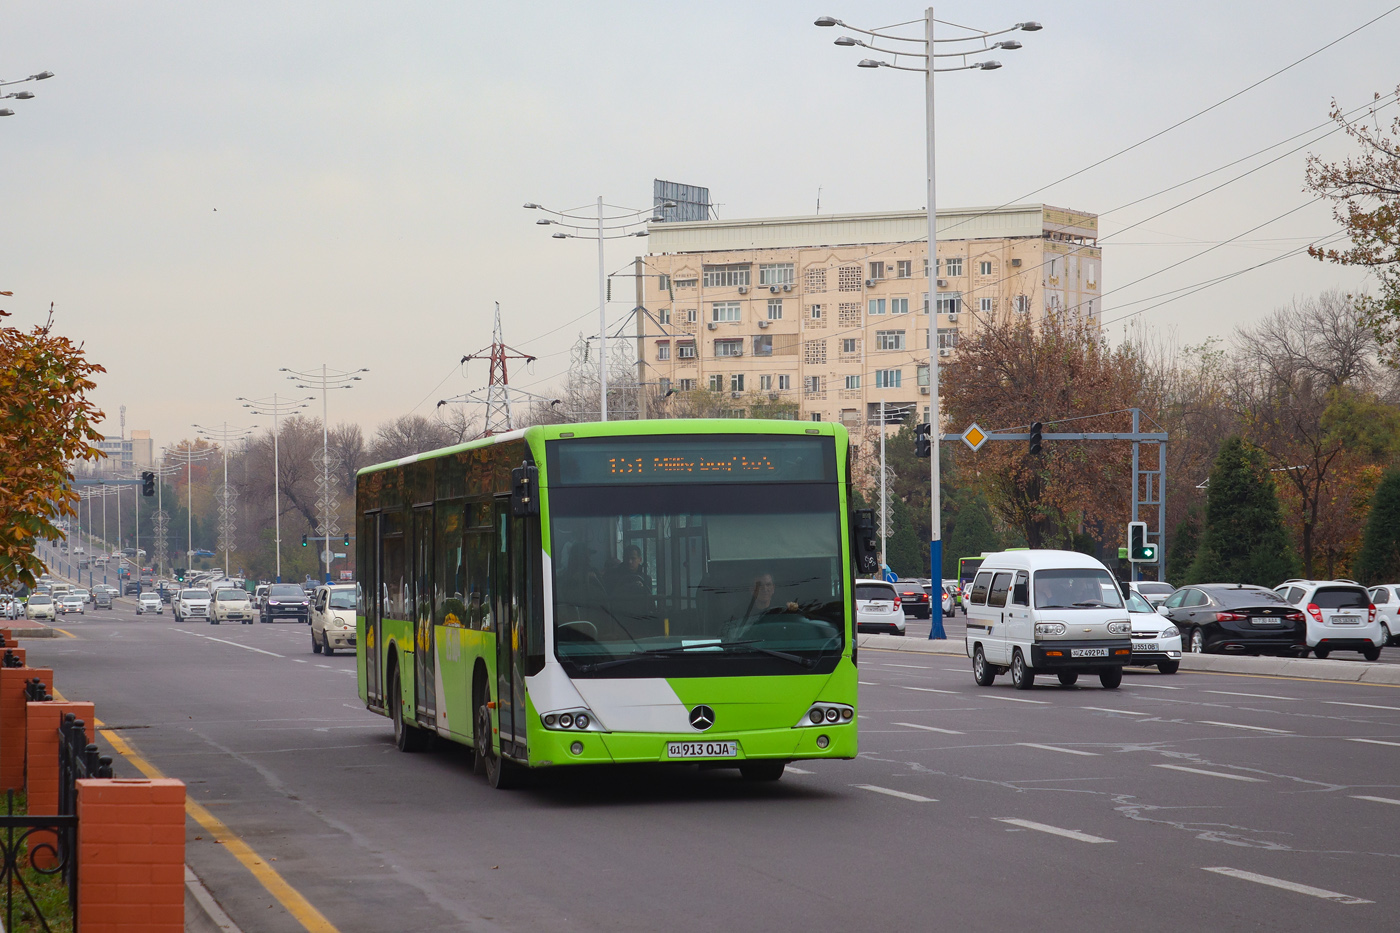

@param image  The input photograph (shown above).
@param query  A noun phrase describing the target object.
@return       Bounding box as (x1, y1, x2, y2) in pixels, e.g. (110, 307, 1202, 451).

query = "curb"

(3, 621, 58, 638)
(185, 864, 244, 933)
(856, 633, 1400, 685)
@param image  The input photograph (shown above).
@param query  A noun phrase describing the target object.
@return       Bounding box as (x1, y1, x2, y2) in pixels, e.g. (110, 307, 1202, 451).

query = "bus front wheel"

(739, 761, 785, 782)
(474, 698, 520, 789)
(390, 665, 430, 753)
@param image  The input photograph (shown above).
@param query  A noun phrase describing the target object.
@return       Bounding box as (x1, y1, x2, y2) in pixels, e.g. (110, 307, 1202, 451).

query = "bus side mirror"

(853, 508, 878, 575)
(511, 463, 540, 517)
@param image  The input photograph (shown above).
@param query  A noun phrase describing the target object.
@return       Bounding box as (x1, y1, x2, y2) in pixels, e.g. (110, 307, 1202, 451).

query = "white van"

(964, 549, 1133, 690)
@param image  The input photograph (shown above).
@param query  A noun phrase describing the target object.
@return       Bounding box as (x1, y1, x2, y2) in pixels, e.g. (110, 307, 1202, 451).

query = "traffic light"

(175, 568, 185, 581)
(1029, 422, 1043, 456)
(141, 471, 155, 497)
(301, 534, 308, 547)
(1128, 521, 1156, 562)
(343, 533, 350, 547)
(914, 423, 932, 458)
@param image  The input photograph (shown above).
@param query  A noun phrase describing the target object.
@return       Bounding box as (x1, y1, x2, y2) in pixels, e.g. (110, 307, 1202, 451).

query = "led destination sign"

(549, 435, 835, 486)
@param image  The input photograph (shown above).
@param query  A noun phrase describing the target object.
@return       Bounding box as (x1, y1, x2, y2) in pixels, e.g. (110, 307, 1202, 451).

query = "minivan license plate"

(1070, 648, 1108, 658)
(667, 741, 738, 759)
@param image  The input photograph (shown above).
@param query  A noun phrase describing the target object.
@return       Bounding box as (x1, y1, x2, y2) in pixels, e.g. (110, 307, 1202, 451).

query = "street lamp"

(0, 70, 54, 118)
(525, 198, 674, 421)
(818, 9, 1040, 639)
(163, 443, 215, 579)
(193, 423, 257, 578)
(238, 393, 313, 583)
(281, 365, 367, 583)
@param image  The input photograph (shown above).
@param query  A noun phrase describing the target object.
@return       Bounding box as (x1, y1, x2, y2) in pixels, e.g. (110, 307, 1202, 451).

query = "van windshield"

(1034, 569, 1124, 609)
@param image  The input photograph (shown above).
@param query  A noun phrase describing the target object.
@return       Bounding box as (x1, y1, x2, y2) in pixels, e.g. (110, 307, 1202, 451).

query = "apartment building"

(641, 204, 1100, 427)
(95, 429, 154, 474)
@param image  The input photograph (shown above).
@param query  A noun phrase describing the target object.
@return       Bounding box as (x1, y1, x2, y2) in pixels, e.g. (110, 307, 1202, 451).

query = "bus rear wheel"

(739, 761, 785, 782)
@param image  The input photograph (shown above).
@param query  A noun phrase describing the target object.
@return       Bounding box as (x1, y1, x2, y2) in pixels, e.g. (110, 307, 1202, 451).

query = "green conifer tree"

(1353, 469, 1400, 585)
(1187, 437, 1296, 585)
(1166, 511, 1200, 587)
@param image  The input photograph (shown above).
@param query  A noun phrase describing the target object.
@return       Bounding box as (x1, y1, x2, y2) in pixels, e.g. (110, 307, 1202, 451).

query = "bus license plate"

(1135, 642, 1158, 652)
(1070, 648, 1108, 658)
(667, 741, 738, 759)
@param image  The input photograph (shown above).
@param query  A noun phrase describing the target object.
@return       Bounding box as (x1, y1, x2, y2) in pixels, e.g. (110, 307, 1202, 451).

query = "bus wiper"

(575, 640, 817, 672)
(719, 639, 817, 669)
(575, 646, 695, 673)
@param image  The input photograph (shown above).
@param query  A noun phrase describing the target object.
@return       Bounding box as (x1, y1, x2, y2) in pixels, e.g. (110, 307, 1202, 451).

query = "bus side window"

(1011, 571, 1029, 607)
(970, 572, 992, 605)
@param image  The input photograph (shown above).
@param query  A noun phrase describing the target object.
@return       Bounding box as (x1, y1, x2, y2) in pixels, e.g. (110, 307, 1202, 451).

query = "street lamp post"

(818, 9, 1040, 639)
(281, 365, 367, 583)
(524, 198, 672, 421)
(0, 69, 53, 118)
(165, 442, 216, 579)
(239, 393, 313, 583)
(194, 422, 257, 580)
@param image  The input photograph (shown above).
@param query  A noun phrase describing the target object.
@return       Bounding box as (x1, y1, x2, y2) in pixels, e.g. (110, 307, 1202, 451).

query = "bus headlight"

(796, 703, 854, 728)
(541, 708, 606, 732)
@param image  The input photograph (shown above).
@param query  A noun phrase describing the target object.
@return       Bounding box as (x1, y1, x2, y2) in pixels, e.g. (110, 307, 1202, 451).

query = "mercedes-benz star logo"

(689, 705, 715, 731)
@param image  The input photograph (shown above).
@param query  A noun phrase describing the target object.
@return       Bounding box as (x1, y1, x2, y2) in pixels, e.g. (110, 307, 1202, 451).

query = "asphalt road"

(26, 602, 1400, 932)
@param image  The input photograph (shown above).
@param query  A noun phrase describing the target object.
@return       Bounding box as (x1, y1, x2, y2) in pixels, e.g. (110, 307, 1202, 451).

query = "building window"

(678, 341, 696, 359)
(759, 263, 795, 286)
(804, 376, 820, 394)
(891, 297, 909, 315)
(711, 302, 741, 322)
(678, 378, 697, 391)
(715, 339, 743, 357)
(979, 297, 995, 314)
(1014, 294, 1032, 313)
(659, 377, 672, 394)
(675, 278, 697, 289)
(752, 335, 773, 356)
(809, 412, 822, 422)
(945, 257, 964, 277)
(841, 338, 859, 354)
(917, 365, 929, 387)
(840, 409, 861, 427)
(978, 260, 993, 276)
(778, 374, 791, 390)
(845, 374, 861, 390)
(937, 328, 960, 349)
(656, 341, 670, 360)
(658, 274, 671, 292)
(760, 374, 773, 391)
(924, 258, 930, 277)
(935, 292, 962, 315)
(868, 261, 884, 280)
(730, 374, 745, 392)
(658, 307, 671, 325)
(720, 409, 748, 419)
(709, 374, 724, 392)
(702, 264, 751, 288)
(874, 369, 902, 389)
(897, 260, 912, 279)
(809, 304, 823, 320)
(868, 298, 886, 316)
(876, 330, 906, 351)
(767, 298, 783, 320)
(684, 308, 697, 323)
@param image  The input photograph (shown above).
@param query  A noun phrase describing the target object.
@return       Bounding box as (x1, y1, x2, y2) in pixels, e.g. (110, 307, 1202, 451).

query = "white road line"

(201, 637, 284, 658)
(995, 818, 1113, 844)
(1327, 701, 1400, 712)
(1197, 721, 1293, 734)
(1201, 867, 1372, 905)
(316, 664, 333, 669)
(1154, 764, 1267, 782)
(894, 722, 965, 735)
(882, 663, 936, 669)
(858, 681, 880, 686)
(293, 659, 308, 663)
(786, 767, 814, 775)
(853, 784, 936, 803)
(982, 695, 1050, 705)
(942, 668, 969, 673)
(1126, 683, 1182, 690)
(1018, 743, 1100, 756)
(1081, 707, 1149, 716)
(896, 686, 959, 694)
(1346, 738, 1400, 748)
(1206, 690, 1294, 700)
(1351, 794, 1400, 806)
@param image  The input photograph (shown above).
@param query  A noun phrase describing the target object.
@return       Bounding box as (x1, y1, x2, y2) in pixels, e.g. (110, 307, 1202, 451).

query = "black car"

(1160, 584, 1306, 655)
(262, 583, 311, 623)
(896, 581, 931, 619)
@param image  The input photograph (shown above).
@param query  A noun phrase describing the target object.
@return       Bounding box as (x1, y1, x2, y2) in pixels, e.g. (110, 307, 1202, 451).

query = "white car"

(1125, 589, 1182, 673)
(1367, 585, 1400, 646)
(136, 592, 163, 615)
(173, 588, 211, 622)
(209, 588, 254, 625)
(1274, 579, 1383, 661)
(57, 593, 85, 615)
(1129, 580, 1176, 609)
(25, 595, 56, 621)
(310, 584, 358, 655)
(855, 579, 905, 635)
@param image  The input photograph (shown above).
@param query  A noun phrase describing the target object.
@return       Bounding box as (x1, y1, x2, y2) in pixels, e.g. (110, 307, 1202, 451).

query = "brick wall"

(76, 778, 186, 932)
(0, 666, 52, 791)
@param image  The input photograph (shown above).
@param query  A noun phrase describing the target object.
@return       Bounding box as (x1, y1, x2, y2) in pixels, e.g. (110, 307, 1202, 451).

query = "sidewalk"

(858, 633, 1400, 685)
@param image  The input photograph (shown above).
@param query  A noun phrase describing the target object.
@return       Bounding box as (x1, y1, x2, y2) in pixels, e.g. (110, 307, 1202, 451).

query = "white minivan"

(965, 550, 1133, 690)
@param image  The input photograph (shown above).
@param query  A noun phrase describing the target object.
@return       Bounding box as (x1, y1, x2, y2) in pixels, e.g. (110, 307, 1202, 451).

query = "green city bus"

(355, 419, 867, 787)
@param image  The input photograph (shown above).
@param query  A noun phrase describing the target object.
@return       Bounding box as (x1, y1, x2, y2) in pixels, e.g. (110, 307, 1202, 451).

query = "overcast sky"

(4, 1, 1397, 449)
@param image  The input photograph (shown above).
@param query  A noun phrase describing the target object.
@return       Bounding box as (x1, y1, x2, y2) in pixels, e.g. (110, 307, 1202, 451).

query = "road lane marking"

(982, 695, 1050, 704)
(1206, 690, 1294, 700)
(1018, 743, 1099, 756)
(1351, 795, 1400, 806)
(51, 627, 78, 639)
(896, 686, 959, 694)
(293, 659, 308, 663)
(1126, 683, 1182, 690)
(894, 722, 965, 735)
(94, 718, 340, 931)
(1197, 721, 1293, 734)
(853, 784, 936, 802)
(1346, 738, 1400, 748)
(1201, 867, 1372, 905)
(1327, 701, 1400, 712)
(858, 681, 879, 686)
(1154, 764, 1267, 782)
(786, 767, 814, 775)
(882, 663, 936, 669)
(1081, 707, 1149, 716)
(996, 818, 1113, 844)
(201, 636, 284, 658)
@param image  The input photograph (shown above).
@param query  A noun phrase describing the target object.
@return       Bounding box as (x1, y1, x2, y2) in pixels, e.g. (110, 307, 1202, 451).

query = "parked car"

(1273, 580, 1383, 660)
(25, 595, 56, 621)
(310, 584, 358, 655)
(136, 592, 163, 615)
(855, 579, 905, 635)
(1124, 589, 1182, 673)
(261, 583, 311, 624)
(172, 588, 212, 622)
(209, 588, 254, 625)
(1159, 584, 1306, 656)
(57, 593, 85, 615)
(896, 581, 931, 619)
(1129, 580, 1176, 609)
(1367, 585, 1400, 646)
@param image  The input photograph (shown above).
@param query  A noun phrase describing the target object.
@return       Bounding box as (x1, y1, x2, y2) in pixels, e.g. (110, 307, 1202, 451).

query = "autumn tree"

(0, 306, 106, 587)
(1188, 437, 1295, 586)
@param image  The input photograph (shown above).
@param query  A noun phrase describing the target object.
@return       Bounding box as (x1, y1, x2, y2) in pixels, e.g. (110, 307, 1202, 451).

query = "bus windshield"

(550, 474, 844, 678)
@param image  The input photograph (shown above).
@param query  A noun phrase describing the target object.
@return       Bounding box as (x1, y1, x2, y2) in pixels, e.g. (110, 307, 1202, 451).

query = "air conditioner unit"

(782, 284, 792, 292)
(707, 322, 718, 330)
(769, 392, 780, 401)
(737, 285, 748, 294)
(948, 312, 959, 322)
(733, 348, 743, 356)
(1011, 258, 1022, 267)
(919, 386, 930, 395)
(939, 348, 951, 357)
(936, 278, 948, 287)
(758, 320, 770, 328)
(865, 278, 878, 288)
(731, 391, 743, 399)
(769, 285, 780, 294)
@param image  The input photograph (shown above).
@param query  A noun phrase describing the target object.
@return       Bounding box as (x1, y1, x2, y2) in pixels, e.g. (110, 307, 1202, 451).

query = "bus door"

(413, 505, 436, 726)
(363, 512, 383, 709)
(493, 499, 530, 756)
